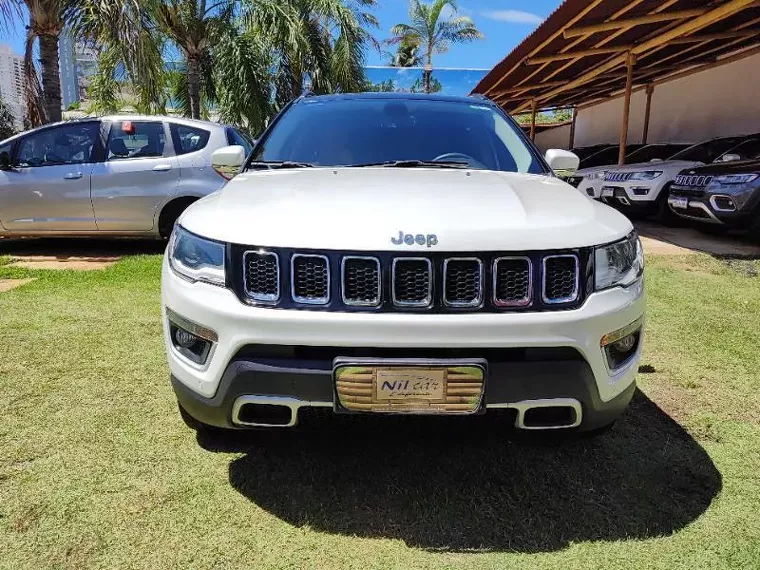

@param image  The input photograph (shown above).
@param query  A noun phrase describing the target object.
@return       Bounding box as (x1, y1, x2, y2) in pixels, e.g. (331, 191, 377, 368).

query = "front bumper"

(669, 184, 760, 227)
(162, 257, 645, 429)
(600, 179, 670, 210)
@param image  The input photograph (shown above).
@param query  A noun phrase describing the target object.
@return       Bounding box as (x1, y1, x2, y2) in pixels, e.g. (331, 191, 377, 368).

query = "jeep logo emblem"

(391, 231, 438, 248)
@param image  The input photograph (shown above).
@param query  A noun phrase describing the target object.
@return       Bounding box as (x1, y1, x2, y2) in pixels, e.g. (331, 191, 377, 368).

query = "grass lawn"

(1, 248, 759, 569)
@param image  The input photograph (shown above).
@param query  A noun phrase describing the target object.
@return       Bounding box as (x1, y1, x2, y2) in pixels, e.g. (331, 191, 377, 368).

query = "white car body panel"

(572, 165, 612, 199)
(601, 160, 702, 205)
(181, 168, 633, 251)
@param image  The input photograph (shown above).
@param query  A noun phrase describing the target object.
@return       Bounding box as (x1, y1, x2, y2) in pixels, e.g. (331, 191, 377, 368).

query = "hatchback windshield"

(251, 97, 547, 174)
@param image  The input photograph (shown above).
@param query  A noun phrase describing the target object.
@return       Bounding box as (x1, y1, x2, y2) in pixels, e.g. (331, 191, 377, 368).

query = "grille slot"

(604, 171, 632, 182)
(243, 251, 280, 302)
(392, 258, 432, 307)
(443, 258, 483, 308)
(493, 257, 532, 307)
(291, 254, 329, 304)
(675, 174, 713, 187)
(542, 255, 579, 304)
(342, 256, 381, 306)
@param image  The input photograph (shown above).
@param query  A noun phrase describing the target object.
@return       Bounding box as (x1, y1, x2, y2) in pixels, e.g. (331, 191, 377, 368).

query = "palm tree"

(388, 0, 481, 93)
(15, 0, 75, 124)
(389, 36, 422, 67)
(153, 0, 235, 120)
(245, 0, 378, 107)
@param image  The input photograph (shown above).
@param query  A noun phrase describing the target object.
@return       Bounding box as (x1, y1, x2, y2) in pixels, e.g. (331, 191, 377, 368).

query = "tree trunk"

(38, 33, 62, 123)
(186, 56, 201, 120)
(424, 50, 433, 94)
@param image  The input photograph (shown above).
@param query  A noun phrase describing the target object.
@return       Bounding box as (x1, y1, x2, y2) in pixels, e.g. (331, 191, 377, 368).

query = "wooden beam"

(526, 46, 632, 65)
(491, 80, 567, 95)
(514, 0, 757, 113)
(484, 0, 606, 95)
(563, 8, 707, 38)
(642, 84, 654, 145)
(670, 30, 758, 44)
(619, 52, 635, 165)
(569, 107, 577, 149)
(529, 99, 538, 141)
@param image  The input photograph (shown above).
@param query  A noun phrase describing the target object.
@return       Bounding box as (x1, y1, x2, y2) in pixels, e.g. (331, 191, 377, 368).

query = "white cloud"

(481, 9, 544, 25)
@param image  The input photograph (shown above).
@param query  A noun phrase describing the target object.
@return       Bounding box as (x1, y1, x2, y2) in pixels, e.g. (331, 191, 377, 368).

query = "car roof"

(295, 92, 494, 106)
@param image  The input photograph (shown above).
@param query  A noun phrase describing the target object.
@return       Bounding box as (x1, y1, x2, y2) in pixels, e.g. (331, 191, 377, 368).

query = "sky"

(0, 0, 557, 72)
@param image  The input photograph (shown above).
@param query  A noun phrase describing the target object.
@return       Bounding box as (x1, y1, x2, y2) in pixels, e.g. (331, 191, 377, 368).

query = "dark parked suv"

(669, 138, 760, 239)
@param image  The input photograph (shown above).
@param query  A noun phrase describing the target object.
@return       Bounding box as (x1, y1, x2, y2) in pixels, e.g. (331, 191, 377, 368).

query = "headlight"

(628, 170, 662, 180)
(595, 232, 643, 290)
(585, 171, 606, 180)
(168, 226, 226, 286)
(713, 173, 758, 184)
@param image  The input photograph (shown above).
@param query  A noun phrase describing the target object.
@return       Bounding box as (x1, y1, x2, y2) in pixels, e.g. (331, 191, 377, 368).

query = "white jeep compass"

(162, 93, 645, 435)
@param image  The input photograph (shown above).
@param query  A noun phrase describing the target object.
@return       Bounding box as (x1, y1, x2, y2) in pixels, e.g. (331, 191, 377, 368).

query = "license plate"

(670, 196, 689, 209)
(601, 186, 614, 197)
(334, 362, 485, 414)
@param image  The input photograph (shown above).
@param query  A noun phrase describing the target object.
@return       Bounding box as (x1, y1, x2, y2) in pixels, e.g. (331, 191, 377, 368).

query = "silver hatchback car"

(0, 115, 253, 238)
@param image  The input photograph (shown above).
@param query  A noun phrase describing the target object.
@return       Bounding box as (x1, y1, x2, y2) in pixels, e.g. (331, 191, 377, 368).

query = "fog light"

(602, 317, 643, 371)
(631, 186, 650, 196)
(166, 308, 217, 365)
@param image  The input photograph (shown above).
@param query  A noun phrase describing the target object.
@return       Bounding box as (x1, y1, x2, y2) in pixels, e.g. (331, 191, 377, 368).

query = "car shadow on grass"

(202, 390, 721, 553)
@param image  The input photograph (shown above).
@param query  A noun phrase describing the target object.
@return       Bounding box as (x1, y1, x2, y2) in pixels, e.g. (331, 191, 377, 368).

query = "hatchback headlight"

(595, 232, 643, 290)
(168, 226, 226, 286)
(628, 170, 662, 180)
(713, 173, 758, 184)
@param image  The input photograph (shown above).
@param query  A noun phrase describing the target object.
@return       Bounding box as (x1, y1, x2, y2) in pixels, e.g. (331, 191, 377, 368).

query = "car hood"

(607, 160, 702, 173)
(575, 165, 614, 177)
(180, 167, 632, 251)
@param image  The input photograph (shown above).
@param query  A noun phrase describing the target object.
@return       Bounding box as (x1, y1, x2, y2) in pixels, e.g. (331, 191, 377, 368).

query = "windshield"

(251, 97, 546, 174)
(670, 137, 748, 162)
(626, 144, 689, 163)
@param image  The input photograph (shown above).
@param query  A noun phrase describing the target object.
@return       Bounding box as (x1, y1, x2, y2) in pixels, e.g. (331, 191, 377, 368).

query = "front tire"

(747, 212, 760, 243)
(652, 185, 681, 226)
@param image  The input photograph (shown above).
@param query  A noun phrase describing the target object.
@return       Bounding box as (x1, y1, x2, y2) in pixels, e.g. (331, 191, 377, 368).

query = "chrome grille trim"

(341, 256, 381, 307)
(492, 256, 532, 307)
(604, 171, 632, 182)
(290, 254, 330, 305)
(442, 257, 484, 308)
(674, 174, 713, 187)
(392, 257, 433, 308)
(242, 250, 280, 303)
(542, 254, 579, 304)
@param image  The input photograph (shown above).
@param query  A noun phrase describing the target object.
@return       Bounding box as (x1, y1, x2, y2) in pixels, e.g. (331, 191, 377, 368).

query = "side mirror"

(718, 153, 741, 163)
(211, 145, 246, 180)
(545, 148, 580, 178)
(649, 158, 663, 163)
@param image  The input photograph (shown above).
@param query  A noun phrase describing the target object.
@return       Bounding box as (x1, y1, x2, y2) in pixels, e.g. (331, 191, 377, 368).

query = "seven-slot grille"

(604, 171, 633, 182)
(674, 174, 713, 187)
(542, 255, 579, 303)
(392, 258, 433, 307)
(243, 251, 280, 302)
(342, 257, 381, 306)
(443, 258, 483, 308)
(493, 257, 531, 307)
(241, 250, 584, 311)
(291, 254, 329, 304)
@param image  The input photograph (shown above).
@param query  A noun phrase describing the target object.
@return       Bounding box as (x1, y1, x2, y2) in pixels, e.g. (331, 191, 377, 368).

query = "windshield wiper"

(248, 160, 315, 170)
(349, 159, 470, 169)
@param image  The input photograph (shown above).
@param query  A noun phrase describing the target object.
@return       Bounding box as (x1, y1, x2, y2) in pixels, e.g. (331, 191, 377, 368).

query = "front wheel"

(652, 185, 682, 226)
(747, 211, 760, 243)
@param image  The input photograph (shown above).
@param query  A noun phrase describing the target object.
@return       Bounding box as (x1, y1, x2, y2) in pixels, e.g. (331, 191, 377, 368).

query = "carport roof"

(473, 0, 760, 113)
